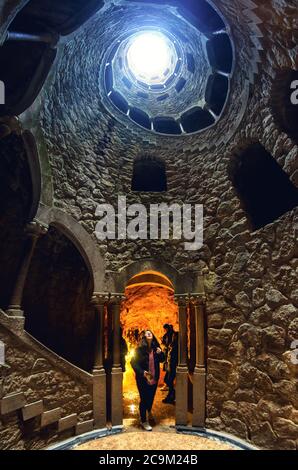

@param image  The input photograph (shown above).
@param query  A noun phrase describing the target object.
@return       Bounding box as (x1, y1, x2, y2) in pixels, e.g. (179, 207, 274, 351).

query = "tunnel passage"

(120, 271, 178, 425)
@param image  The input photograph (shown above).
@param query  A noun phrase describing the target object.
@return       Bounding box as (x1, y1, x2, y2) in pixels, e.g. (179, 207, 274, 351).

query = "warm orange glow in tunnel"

(120, 271, 178, 420)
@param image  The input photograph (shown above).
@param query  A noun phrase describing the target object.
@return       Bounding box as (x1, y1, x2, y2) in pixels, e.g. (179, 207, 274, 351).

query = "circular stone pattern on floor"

(74, 431, 235, 451)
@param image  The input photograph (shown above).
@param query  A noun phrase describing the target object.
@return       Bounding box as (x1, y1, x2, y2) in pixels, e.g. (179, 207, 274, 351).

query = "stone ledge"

(41, 408, 61, 428)
(0, 392, 26, 415)
(22, 400, 44, 421)
(176, 426, 259, 451)
(58, 413, 77, 432)
(46, 426, 123, 450)
(76, 419, 94, 435)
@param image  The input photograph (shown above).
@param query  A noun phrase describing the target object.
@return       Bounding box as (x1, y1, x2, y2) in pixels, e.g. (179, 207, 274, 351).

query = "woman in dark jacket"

(131, 330, 165, 431)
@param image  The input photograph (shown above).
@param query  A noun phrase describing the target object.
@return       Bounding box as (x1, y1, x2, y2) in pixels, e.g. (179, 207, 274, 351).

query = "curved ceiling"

(0, 0, 273, 152)
(0, 0, 105, 116)
(0, 0, 234, 121)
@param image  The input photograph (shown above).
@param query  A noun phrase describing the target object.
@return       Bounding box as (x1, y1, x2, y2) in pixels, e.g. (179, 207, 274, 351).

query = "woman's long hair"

(139, 330, 160, 352)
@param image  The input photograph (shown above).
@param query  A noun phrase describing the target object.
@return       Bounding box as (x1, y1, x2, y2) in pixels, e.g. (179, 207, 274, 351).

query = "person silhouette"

(131, 329, 165, 431)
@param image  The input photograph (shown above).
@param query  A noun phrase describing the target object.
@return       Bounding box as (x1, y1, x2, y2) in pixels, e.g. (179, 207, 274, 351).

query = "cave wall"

(120, 286, 179, 342)
(31, 0, 298, 449)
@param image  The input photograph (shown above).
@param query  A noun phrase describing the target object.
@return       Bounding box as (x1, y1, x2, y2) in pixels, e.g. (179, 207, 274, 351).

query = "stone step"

(41, 408, 61, 428)
(76, 419, 94, 435)
(1, 392, 26, 415)
(58, 413, 77, 432)
(22, 400, 43, 421)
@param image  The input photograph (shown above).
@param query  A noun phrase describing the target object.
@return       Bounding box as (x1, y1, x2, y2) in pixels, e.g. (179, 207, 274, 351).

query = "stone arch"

(0, 116, 54, 219)
(0, 0, 30, 45)
(107, 258, 204, 294)
(23, 223, 95, 371)
(19, 113, 54, 210)
(126, 270, 174, 291)
(0, 118, 45, 221)
(36, 205, 106, 294)
(21, 130, 42, 220)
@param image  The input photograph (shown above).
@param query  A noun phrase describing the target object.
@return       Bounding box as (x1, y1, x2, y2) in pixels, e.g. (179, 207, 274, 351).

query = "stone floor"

(74, 373, 235, 451)
(74, 430, 235, 450)
(123, 368, 176, 428)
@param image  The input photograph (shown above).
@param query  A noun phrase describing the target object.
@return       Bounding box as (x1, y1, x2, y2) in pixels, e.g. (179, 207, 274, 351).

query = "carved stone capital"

(92, 293, 109, 307)
(189, 294, 206, 306)
(109, 293, 125, 305)
(0, 116, 22, 139)
(26, 219, 48, 238)
(174, 294, 189, 307)
(194, 365, 206, 375)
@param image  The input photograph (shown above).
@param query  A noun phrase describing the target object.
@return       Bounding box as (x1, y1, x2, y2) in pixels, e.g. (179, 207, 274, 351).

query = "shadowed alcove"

(131, 156, 167, 192)
(23, 226, 95, 371)
(0, 133, 33, 309)
(228, 143, 298, 230)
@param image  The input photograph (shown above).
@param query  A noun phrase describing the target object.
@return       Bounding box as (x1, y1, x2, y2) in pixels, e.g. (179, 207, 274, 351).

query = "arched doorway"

(120, 271, 178, 428)
(101, 260, 206, 430)
(23, 225, 95, 371)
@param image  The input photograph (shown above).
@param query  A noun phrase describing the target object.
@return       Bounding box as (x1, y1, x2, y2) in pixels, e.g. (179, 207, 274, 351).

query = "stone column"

(92, 294, 109, 429)
(108, 294, 124, 427)
(191, 295, 206, 428)
(0, 364, 10, 399)
(0, 116, 21, 140)
(6, 220, 48, 317)
(175, 294, 189, 426)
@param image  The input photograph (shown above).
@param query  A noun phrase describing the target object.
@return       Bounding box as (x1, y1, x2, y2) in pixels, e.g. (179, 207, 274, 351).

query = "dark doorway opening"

(229, 143, 298, 230)
(131, 156, 167, 192)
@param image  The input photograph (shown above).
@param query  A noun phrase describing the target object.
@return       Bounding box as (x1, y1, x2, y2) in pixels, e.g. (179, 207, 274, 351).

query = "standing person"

(161, 324, 174, 391)
(162, 331, 178, 404)
(120, 328, 128, 372)
(131, 330, 165, 431)
(133, 329, 140, 348)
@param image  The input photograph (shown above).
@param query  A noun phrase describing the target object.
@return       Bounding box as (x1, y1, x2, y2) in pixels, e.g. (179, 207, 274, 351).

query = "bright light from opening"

(127, 32, 173, 83)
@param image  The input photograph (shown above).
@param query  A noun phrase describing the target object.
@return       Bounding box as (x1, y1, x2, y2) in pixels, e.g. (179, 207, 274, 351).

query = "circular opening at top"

(126, 32, 177, 85)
